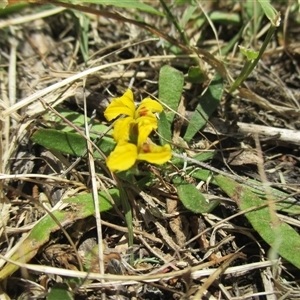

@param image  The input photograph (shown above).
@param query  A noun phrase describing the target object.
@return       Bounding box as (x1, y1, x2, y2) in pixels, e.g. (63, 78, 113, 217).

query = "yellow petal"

(137, 118, 157, 147)
(135, 98, 163, 119)
(106, 142, 138, 172)
(137, 143, 172, 164)
(136, 111, 158, 125)
(104, 89, 135, 121)
(113, 117, 133, 143)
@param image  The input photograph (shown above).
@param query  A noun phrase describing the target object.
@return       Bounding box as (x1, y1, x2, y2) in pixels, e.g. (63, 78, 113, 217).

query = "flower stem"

(115, 176, 134, 264)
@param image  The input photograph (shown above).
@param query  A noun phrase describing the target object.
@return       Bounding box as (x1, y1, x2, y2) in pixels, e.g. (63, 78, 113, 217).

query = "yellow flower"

(106, 141, 137, 172)
(104, 89, 163, 146)
(113, 115, 157, 147)
(106, 141, 172, 172)
(138, 143, 172, 164)
(104, 89, 136, 122)
(104, 89, 172, 172)
(104, 89, 163, 121)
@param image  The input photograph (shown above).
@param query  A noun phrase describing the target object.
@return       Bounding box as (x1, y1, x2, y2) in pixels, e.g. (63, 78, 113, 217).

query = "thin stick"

(83, 84, 105, 279)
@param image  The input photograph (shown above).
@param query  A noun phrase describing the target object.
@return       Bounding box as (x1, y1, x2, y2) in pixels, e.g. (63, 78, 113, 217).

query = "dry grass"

(0, 1, 300, 299)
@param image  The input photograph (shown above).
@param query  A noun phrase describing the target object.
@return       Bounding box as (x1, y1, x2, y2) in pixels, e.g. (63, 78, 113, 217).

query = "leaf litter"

(0, 1, 300, 299)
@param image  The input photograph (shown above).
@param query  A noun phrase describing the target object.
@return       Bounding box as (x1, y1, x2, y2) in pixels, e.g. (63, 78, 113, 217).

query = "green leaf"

(257, 0, 281, 27)
(47, 284, 74, 300)
(157, 65, 184, 144)
(173, 176, 219, 213)
(175, 0, 192, 4)
(0, 189, 120, 280)
(209, 11, 241, 25)
(189, 168, 218, 185)
(215, 175, 300, 269)
(158, 111, 172, 145)
(74, 11, 90, 63)
(74, 0, 164, 16)
(239, 45, 259, 60)
(184, 73, 224, 142)
(185, 66, 206, 83)
(158, 65, 184, 124)
(192, 151, 215, 162)
(275, 201, 300, 215)
(45, 108, 112, 139)
(0, 2, 28, 13)
(171, 152, 215, 169)
(191, 171, 300, 215)
(31, 128, 115, 159)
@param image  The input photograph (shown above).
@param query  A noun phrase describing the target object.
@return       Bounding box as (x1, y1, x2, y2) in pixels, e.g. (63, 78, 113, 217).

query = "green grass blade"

(72, 10, 90, 63)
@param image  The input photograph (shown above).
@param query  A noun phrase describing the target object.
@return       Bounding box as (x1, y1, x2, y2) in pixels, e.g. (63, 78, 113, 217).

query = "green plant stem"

(228, 59, 252, 93)
(229, 25, 276, 93)
(159, 0, 189, 47)
(244, 25, 276, 79)
(115, 175, 134, 265)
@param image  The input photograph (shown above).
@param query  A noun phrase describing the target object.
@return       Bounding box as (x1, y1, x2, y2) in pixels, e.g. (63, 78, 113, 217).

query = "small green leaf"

(0, 2, 28, 13)
(72, 10, 89, 62)
(184, 73, 224, 142)
(175, 0, 192, 4)
(171, 152, 215, 169)
(215, 175, 300, 269)
(47, 283, 74, 300)
(275, 201, 300, 215)
(239, 45, 259, 60)
(158, 111, 172, 145)
(192, 151, 215, 162)
(189, 169, 218, 185)
(257, 0, 281, 27)
(158, 65, 184, 123)
(185, 66, 207, 83)
(77, 0, 164, 16)
(45, 108, 112, 139)
(0, 189, 120, 280)
(31, 128, 115, 159)
(239, 178, 300, 214)
(209, 11, 241, 25)
(191, 172, 300, 215)
(173, 176, 219, 213)
(158, 65, 184, 144)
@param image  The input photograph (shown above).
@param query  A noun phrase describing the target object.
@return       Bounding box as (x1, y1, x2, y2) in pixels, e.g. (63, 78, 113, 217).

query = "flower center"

(138, 107, 149, 117)
(141, 143, 151, 153)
